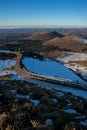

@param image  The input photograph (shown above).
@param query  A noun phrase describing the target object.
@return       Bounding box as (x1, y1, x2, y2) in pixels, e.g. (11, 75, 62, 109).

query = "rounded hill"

(26, 31, 64, 42)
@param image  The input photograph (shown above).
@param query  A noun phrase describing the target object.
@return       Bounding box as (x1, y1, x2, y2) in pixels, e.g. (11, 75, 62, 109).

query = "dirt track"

(10, 51, 31, 78)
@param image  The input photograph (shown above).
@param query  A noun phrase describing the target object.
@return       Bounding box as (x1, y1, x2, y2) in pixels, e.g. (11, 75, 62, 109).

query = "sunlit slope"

(43, 36, 87, 52)
(25, 31, 64, 42)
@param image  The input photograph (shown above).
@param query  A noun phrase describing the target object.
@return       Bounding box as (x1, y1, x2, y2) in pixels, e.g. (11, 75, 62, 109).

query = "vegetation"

(0, 53, 17, 60)
(0, 80, 87, 130)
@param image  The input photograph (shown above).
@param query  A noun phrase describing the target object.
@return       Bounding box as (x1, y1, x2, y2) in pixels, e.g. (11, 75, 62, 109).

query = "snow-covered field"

(26, 78, 87, 99)
(74, 36, 87, 44)
(57, 52, 87, 63)
(0, 59, 16, 76)
(9, 74, 87, 99)
(0, 70, 16, 76)
(57, 52, 87, 80)
(0, 59, 16, 69)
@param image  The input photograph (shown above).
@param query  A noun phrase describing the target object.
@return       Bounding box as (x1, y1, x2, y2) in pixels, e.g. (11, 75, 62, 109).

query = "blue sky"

(0, 0, 87, 27)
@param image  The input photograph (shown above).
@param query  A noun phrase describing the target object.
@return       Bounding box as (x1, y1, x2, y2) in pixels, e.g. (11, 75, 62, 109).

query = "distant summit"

(26, 31, 64, 42)
(49, 31, 64, 38)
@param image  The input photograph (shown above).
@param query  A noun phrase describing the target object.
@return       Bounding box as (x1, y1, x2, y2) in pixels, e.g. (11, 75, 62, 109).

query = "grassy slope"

(43, 36, 87, 53)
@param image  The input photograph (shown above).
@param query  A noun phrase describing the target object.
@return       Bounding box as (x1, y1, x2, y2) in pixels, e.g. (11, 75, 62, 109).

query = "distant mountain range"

(1, 30, 87, 54)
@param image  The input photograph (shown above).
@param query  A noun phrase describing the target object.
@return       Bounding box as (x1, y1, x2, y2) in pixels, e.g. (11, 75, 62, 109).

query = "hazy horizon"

(0, 25, 87, 29)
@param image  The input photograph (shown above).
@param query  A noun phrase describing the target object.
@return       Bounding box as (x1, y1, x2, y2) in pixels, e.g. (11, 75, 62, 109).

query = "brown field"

(70, 60, 87, 67)
(43, 36, 87, 53)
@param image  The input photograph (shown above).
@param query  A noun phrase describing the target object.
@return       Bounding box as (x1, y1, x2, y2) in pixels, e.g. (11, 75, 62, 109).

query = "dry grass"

(74, 60, 87, 67)
(0, 80, 87, 130)
(26, 31, 64, 42)
(65, 59, 87, 68)
(40, 50, 64, 59)
(43, 36, 87, 53)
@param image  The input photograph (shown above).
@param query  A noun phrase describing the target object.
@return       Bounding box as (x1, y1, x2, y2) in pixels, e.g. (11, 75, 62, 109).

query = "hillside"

(26, 31, 64, 42)
(43, 36, 87, 53)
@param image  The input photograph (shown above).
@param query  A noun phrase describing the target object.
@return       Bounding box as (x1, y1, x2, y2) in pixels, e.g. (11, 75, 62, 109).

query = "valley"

(0, 28, 87, 130)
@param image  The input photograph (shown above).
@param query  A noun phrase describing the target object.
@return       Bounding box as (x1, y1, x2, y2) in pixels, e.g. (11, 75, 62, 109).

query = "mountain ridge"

(25, 31, 64, 42)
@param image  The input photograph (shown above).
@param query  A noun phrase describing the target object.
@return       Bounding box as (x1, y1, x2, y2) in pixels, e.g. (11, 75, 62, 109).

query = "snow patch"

(30, 99, 40, 106)
(0, 50, 10, 53)
(51, 98, 58, 103)
(0, 59, 16, 69)
(0, 59, 16, 76)
(65, 99, 72, 106)
(0, 70, 16, 76)
(16, 94, 30, 99)
(75, 115, 85, 119)
(74, 36, 87, 44)
(57, 52, 87, 81)
(10, 74, 25, 80)
(56, 91, 64, 96)
(45, 119, 53, 126)
(80, 120, 87, 127)
(57, 52, 87, 63)
(64, 109, 77, 114)
(10, 90, 17, 94)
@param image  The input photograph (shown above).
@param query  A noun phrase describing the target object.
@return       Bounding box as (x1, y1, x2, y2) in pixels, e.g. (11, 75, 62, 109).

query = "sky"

(0, 0, 87, 28)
